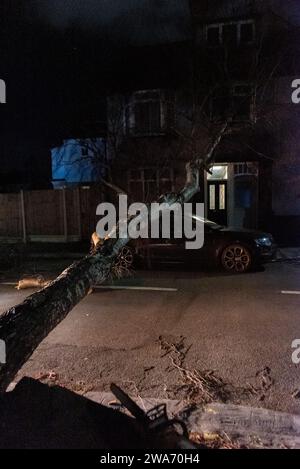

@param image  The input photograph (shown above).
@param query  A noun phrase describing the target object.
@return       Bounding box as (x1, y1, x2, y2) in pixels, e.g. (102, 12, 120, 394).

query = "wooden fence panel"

(0, 193, 22, 237)
(0, 187, 106, 242)
(80, 187, 104, 240)
(25, 190, 63, 236)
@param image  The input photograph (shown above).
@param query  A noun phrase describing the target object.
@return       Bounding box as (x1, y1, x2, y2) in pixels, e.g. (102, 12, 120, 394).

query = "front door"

(207, 181, 228, 226)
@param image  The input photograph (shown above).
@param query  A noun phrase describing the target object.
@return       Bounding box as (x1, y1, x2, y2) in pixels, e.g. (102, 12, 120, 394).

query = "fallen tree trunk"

(0, 124, 227, 392)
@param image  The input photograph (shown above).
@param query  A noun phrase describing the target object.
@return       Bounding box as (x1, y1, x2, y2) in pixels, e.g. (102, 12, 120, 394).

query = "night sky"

(34, 0, 190, 45)
(34, 0, 300, 34)
(0, 0, 192, 187)
(0, 0, 299, 187)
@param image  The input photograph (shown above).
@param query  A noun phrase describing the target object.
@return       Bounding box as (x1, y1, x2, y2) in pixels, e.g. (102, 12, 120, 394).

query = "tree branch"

(0, 124, 227, 392)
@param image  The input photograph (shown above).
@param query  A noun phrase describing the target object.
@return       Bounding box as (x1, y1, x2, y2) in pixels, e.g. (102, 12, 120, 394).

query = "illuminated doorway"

(207, 165, 228, 225)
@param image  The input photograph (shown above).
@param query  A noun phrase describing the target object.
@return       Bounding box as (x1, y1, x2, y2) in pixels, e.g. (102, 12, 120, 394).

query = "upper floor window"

(231, 84, 254, 121)
(211, 83, 255, 122)
(128, 167, 174, 201)
(127, 90, 164, 136)
(206, 20, 255, 47)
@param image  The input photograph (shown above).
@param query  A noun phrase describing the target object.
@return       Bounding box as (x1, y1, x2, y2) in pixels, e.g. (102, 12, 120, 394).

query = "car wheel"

(221, 244, 252, 273)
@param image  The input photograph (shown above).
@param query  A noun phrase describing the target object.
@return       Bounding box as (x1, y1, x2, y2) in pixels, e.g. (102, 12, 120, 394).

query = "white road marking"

(0, 282, 177, 292)
(281, 291, 300, 295)
(92, 285, 178, 292)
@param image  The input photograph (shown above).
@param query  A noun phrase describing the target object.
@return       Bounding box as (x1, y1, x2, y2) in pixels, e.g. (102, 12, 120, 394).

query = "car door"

(183, 219, 212, 266)
(146, 216, 186, 264)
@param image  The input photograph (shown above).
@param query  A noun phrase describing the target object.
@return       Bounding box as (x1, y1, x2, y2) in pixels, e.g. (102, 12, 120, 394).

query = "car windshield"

(192, 215, 223, 230)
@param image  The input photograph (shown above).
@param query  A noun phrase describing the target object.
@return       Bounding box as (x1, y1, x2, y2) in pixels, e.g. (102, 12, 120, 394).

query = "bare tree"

(0, 121, 227, 392)
(0, 2, 292, 392)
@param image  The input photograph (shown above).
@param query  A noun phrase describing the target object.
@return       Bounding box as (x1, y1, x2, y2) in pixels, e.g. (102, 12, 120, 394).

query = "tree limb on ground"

(0, 123, 227, 392)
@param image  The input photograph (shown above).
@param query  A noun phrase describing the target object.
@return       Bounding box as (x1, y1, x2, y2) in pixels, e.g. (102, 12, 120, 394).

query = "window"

(128, 90, 164, 136)
(219, 184, 226, 210)
(210, 87, 229, 122)
(234, 162, 259, 177)
(207, 165, 228, 180)
(128, 167, 174, 202)
(209, 185, 216, 210)
(235, 181, 253, 208)
(240, 22, 255, 44)
(207, 25, 220, 46)
(223, 23, 238, 46)
(231, 84, 254, 121)
(206, 20, 255, 47)
(211, 84, 254, 122)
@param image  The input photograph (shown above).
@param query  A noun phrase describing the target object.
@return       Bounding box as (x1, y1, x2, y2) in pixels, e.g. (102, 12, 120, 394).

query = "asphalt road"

(1, 260, 300, 414)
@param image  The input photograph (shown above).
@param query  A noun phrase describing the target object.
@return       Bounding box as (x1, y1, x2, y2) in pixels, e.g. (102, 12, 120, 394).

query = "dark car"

(118, 215, 277, 274)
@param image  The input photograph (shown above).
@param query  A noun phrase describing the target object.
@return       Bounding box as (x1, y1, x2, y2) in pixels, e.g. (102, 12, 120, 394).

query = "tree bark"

(0, 124, 227, 392)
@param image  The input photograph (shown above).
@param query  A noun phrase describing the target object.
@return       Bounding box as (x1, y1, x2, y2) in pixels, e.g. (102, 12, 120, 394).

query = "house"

(107, 0, 300, 244)
(106, 41, 193, 203)
(51, 138, 106, 189)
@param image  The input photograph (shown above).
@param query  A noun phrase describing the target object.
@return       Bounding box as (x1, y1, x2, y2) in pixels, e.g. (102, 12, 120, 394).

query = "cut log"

(16, 275, 50, 290)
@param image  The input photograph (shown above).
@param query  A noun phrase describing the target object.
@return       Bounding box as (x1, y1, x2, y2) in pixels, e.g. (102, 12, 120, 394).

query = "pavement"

(1, 259, 300, 415)
(277, 247, 300, 261)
